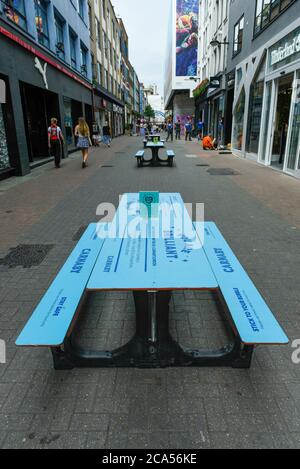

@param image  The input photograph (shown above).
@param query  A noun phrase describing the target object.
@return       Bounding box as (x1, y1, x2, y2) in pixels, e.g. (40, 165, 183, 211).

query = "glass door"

(270, 74, 294, 169)
(258, 80, 273, 163)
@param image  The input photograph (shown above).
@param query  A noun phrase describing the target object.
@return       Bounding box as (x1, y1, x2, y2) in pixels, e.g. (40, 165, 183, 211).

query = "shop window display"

(246, 57, 266, 155)
(246, 81, 264, 154)
(233, 88, 245, 151)
(287, 73, 300, 171)
(0, 105, 10, 171)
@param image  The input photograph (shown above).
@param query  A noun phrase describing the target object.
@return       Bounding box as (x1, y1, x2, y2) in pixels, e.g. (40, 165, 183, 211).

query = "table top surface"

(146, 142, 165, 148)
(87, 193, 218, 291)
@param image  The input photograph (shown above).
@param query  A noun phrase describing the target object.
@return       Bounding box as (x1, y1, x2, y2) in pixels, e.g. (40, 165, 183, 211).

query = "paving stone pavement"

(0, 135, 300, 449)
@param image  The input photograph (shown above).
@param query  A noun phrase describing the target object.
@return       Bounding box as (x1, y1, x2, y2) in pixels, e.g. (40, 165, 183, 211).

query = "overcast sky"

(112, 0, 172, 96)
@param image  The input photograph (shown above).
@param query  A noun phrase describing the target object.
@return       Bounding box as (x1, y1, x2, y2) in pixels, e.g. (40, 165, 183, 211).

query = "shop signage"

(209, 76, 221, 89)
(113, 104, 124, 114)
(269, 28, 300, 69)
(34, 58, 48, 90)
(0, 80, 5, 104)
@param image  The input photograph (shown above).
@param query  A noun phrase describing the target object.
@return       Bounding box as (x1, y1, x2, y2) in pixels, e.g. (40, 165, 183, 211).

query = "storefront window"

(63, 98, 74, 148)
(259, 81, 272, 162)
(246, 57, 266, 155)
(0, 105, 10, 171)
(246, 81, 264, 154)
(233, 88, 245, 151)
(287, 73, 300, 171)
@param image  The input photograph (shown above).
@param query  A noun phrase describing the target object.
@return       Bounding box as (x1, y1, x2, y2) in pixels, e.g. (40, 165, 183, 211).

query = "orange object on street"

(202, 136, 214, 150)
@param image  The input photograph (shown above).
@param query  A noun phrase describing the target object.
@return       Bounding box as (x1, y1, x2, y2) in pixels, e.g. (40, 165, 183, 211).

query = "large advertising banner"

(176, 0, 199, 77)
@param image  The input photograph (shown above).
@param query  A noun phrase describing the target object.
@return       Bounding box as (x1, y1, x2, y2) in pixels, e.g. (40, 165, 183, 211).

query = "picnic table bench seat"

(135, 150, 145, 167)
(15, 223, 108, 368)
(194, 222, 288, 346)
(166, 150, 175, 167)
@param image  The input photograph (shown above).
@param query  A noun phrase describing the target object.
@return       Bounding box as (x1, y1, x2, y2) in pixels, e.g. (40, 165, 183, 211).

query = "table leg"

(50, 289, 254, 369)
(151, 148, 159, 166)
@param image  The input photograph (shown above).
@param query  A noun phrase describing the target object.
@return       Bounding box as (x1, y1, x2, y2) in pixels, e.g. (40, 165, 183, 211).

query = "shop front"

(232, 20, 300, 179)
(0, 23, 93, 177)
(93, 86, 124, 139)
(208, 92, 225, 147)
(112, 104, 124, 137)
(258, 25, 300, 177)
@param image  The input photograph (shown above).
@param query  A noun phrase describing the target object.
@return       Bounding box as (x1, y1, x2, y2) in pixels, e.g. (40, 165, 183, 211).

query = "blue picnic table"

(16, 193, 288, 370)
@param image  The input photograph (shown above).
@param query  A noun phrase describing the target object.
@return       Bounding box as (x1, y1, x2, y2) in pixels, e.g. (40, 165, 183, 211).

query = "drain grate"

(0, 244, 54, 268)
(196, 164, 210, 167)
(207, 168, 240, 176)
(73, 225, 88, 241)
(101, 165, 114, 168)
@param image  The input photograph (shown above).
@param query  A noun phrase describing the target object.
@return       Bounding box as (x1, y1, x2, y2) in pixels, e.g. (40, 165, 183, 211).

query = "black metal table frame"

(51, 289, 254, 370)
(140, 145, 171, 167)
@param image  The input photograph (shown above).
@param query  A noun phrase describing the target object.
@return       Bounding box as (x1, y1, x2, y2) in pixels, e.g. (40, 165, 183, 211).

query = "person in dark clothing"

(48, 118, 64, 168)
(102, 122, 111, 147)
(185, 120, 193, 142)
(175, 119, 181, 140)
(197, 119, 204, 140)
(166, 120, 173, 142)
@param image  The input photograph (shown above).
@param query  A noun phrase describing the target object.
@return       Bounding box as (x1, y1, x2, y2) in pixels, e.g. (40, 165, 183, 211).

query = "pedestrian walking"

(197, 119, 204, 140)
(48, 118, 64, 169)
(92, 122, 101, 147)
(185, 119, 193, 142)
(175, 119, 181, 140)
(166, 120, 173, 142)
(102, 122, 112, 147)
(75, 117, 92, 169)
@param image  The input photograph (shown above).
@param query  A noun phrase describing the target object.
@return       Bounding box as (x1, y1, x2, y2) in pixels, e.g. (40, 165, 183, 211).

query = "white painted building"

(195, 0, 230, 143)
(164, 0, 200, 129)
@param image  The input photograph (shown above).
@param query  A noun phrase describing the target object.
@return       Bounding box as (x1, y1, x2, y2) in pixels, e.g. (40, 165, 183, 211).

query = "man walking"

(175, 119, 181, 140)
(48, 118, 64, 168)
(166, 119, 173, 142)
(197, 118, 204, 141)
(185, 119, 193, 142)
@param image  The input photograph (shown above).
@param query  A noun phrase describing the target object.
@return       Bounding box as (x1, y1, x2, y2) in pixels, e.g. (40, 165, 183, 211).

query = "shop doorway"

(21, 83, 59, 162)
(270, 74, 293, 168)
